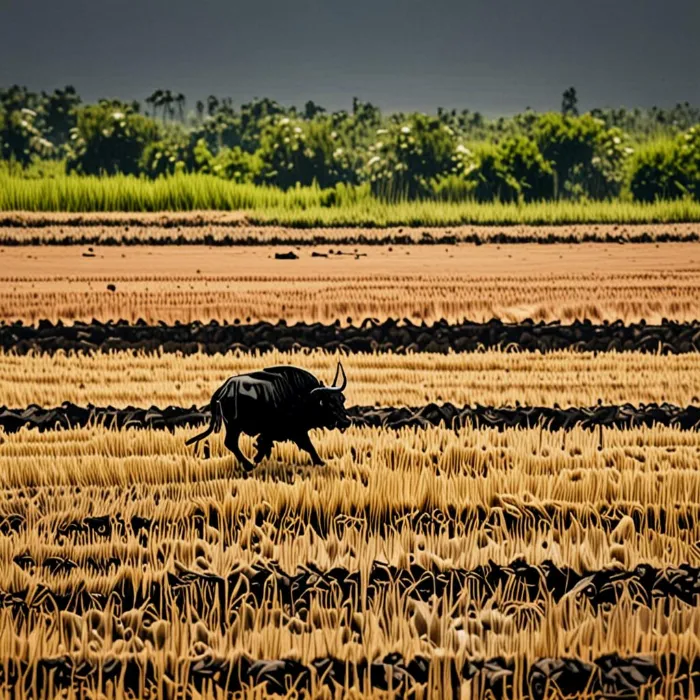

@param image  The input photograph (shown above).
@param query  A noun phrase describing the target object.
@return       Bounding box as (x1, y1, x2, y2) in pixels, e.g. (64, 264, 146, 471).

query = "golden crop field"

(1, 235, 700, 697)
(1, 424, 700, 698)
(2, 349, 700, 409)
(2, 243, 700, 323)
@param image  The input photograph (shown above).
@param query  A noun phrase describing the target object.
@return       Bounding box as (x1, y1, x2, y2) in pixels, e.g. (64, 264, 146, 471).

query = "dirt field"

(2, 214, 699, 245)
(2, 242, 699, 323)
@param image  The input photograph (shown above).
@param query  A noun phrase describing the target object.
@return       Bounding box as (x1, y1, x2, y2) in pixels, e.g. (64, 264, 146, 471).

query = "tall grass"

(257, 198, 700, 226)
(1, 172, 700, 224)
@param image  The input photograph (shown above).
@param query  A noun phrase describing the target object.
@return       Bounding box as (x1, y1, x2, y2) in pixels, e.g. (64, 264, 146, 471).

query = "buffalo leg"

(254, 435, 274, 464)
(293, 432, 325, 466)
(224, 427, 255, 472)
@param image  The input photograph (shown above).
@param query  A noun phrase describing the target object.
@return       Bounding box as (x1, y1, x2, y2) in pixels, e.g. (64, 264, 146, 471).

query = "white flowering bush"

(256, 118, 357, 189)
(535, 113, 632, 200)
(365, 115, 456, 199)
(631, 125, 700, 202)
(439, 138, 553, 203)
(0, 106, 54, 167)
(66, 102, 159, 175)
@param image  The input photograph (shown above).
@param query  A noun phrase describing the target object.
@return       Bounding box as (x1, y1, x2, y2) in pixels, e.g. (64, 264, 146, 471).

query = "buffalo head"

(309, 362, 351, 431)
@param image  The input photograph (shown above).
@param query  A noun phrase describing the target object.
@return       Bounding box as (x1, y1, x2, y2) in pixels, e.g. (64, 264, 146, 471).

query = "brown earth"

(1, 242, 699, 323)
(0, 219, 699, 245)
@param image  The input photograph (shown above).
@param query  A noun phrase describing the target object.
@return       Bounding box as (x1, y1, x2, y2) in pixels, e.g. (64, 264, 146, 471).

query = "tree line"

(1, 85, 698, 203)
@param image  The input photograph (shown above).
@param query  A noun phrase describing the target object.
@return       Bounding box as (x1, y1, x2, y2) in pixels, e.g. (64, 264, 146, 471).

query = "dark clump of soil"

(2, 318, 699, 356)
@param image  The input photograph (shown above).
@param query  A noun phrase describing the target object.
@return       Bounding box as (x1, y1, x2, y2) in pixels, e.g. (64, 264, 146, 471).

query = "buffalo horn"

(311, 362, 347, 395)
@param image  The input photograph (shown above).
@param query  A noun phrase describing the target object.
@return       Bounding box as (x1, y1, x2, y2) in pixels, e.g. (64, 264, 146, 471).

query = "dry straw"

(1, 348, 699, 409)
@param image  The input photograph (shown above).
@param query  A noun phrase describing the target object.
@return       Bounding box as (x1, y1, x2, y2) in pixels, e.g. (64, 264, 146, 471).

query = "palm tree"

(196, 100, 205, 123)
(162, 90, 175, 121)
(146, 89, 164, 119)
(176, 93, 186, 122)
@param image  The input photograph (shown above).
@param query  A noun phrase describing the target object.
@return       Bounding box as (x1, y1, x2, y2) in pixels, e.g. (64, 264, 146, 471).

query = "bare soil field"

(1, 214, 698, 249)
(2, 243, 699, 323)
(2, 349, 699, 409)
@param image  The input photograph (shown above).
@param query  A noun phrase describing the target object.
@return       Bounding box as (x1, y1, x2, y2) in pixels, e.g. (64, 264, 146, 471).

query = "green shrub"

(256, 118, 356, 190)
(678, 125, 700, 200)
(629, 138, 679, 202)
(140, 129, 189, 178)
(0, 157, 64, 179)
(366, 115, 456, 199)
(0, 107, 53, 167)
(449, 138, 553, 203)
(630, 127, 700, 202)
(492, 136, 554, 202)
(66, 102, 159, 175)
(535, 113, 631, 199)
(457, 143, 502, 202)
(432, 173, 477, 202)
(208, 146, 261, 182)
(40, 86, 81, 151)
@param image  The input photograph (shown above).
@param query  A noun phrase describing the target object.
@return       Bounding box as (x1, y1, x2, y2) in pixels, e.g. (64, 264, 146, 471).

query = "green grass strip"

(2, 173, 699, 225)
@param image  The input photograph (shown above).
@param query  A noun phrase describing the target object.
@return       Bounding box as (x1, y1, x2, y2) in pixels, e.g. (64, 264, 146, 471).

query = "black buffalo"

(186, 363, 351, 471)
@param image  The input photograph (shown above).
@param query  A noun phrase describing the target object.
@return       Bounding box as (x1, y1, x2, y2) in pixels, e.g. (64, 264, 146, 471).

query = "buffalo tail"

(185, 393, 224, 447)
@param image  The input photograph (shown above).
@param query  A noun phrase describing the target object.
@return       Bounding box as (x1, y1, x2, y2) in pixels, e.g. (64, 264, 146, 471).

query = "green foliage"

(140, 127, 189, 178)
(0, 158, 64, 179)
(630, 127, 700, 202)
(66, 102, 160, 176)
(431, 173, 477, 202)
(367, 115, 456, 199)
(209, 147, 261, 182)
(190, 98, 290, 157)
(591, 103, 700, 139)
(140, 128, 262, 182)
(489, 136, 553, 202)
(451, 142, 494, 202)
(256, 117, 357, 190)
(535, 113, 631, 200)
(2, 171, 700, 225)
(678, 126, 700, 200)
(448, 138, 553, 203)
(0, 84, 698, 204)
(39, 86, 81, 151)
(0, 107, 53, 167)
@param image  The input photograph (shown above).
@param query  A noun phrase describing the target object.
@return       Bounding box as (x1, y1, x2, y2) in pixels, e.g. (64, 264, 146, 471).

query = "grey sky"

(1, 0, 698, 115)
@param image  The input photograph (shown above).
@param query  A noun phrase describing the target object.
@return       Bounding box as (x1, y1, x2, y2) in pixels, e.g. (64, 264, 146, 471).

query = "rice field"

(2, 243, 700, 324)
(2, 349, 699, 409)
(2, 424, 700, 697)
(1, 228, 699, 696)
(2, 173, 700, 224)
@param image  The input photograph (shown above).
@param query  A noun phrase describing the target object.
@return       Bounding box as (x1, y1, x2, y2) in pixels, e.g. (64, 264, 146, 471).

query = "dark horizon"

(1, 0, 698, 117)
